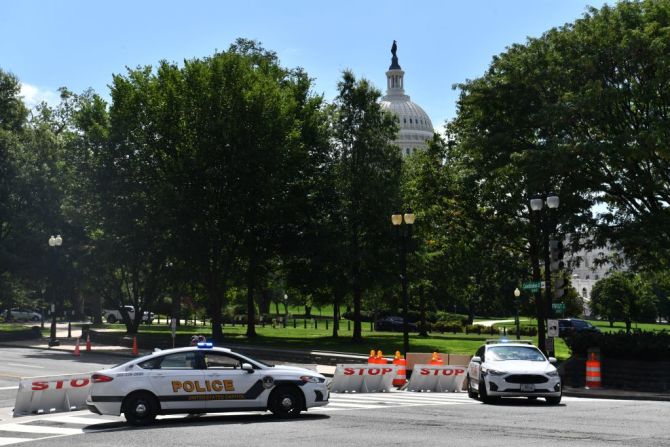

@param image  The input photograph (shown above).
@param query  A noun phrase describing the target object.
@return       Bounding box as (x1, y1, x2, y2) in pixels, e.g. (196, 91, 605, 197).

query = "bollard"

(293, 318, 296, 328)
(348, 320, 351, 331)
(326, 319, 329, 330)
(315, 319, 318, 330)
(304, 319, 307, 329)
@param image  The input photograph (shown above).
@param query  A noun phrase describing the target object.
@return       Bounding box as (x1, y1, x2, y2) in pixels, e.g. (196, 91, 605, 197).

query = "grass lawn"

(0, 323, 38, 332)
(100, 319, 572, 360)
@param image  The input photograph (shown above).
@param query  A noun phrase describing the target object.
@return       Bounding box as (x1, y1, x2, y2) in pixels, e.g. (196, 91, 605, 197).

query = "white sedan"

(86, 344, 329, 425)
(466, 340, 562, 405)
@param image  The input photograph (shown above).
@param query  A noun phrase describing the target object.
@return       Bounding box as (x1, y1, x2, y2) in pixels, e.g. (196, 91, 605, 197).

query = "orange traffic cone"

(375, 350, 387, 364)
(392, 351, 407, 387)
(368, 349, 376, 364)
(132, 336, 139, 356)
(85, 334, 91, 352)
(429, 351, 444, 365)
(73, 338, 81, 356)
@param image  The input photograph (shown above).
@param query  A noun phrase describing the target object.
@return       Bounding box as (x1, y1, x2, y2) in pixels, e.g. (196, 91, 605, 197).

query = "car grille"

(505, 374, 548, 384)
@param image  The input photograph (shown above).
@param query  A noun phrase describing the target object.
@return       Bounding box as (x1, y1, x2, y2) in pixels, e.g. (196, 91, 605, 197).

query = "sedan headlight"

(546, 370, 560, 377)
(300, 375, 320, 383)
(482, 367, 506, 376)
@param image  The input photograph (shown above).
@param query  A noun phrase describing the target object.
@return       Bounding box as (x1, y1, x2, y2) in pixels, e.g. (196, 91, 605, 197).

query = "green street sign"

(552, 303, 565, 311)
(521, 281, 541, 291)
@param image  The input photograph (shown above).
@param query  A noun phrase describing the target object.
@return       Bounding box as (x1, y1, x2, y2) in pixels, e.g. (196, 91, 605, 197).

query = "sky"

(1, 0, 610, 130)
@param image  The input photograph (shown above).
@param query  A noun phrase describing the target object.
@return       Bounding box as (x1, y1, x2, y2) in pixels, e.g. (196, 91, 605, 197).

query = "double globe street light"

(48, 234, 63, 347)
(529, 192, 559, 355)
(391, 210, 415, 357)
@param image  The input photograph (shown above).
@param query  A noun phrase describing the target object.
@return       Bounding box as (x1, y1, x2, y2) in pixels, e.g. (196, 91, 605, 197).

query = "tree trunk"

(332, 291, 340, 338)
(246, 254, 258, 338)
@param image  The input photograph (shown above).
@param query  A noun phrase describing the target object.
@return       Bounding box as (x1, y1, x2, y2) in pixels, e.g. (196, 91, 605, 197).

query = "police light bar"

(197, 342, 213, 348)
(485, 339, 534, 345)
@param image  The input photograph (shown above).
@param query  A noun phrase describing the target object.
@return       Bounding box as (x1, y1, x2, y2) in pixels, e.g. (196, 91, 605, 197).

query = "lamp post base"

(48, 339, 60, 347)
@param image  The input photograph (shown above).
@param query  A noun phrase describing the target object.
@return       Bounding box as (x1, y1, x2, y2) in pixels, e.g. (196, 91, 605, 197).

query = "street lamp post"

(48, 234, 63, 347)
(530, 193, 559, 354)
(391, 210, 415, 357)
(514, 288, 521, 340)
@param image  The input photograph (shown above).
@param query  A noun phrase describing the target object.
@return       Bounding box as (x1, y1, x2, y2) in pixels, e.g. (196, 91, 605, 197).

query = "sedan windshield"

(487, 346, 546, 362)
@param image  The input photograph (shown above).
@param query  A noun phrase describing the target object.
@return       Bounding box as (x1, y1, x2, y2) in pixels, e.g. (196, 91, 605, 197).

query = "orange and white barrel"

(392, 351, 407, 387)
(585, 352, 602, 389)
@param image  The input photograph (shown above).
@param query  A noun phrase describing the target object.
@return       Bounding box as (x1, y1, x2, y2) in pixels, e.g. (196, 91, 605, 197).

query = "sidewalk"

(2, 327, 669, 402)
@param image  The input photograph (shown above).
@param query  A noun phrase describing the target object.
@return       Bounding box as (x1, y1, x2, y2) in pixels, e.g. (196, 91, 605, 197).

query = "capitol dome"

(380, 41, 434, 156)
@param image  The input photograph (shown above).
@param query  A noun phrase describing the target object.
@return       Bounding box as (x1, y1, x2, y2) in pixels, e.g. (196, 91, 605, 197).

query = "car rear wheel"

(269, 386, 303, 418)
(123, 392, 158, 426)
(31, 316, 40, 322)
(107, 315, 117, 324)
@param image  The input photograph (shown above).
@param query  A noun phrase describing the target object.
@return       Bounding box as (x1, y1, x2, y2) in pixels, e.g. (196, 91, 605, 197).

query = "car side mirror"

(241, 363, 254, 373)
(471, 356, 481, 364)
(548, 357, 557, 364)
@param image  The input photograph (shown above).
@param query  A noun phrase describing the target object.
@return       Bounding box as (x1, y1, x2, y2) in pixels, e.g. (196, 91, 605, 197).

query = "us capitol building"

(380, 41, 435, 156)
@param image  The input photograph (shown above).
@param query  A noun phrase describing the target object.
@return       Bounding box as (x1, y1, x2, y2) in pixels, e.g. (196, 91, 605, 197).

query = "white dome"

(380, 41, 434, 156)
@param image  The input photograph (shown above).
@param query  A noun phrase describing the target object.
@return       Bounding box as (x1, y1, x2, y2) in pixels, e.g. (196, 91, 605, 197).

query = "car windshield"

(487, 346, 546, 362)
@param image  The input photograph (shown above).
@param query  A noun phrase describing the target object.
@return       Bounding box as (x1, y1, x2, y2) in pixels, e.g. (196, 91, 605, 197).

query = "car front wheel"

(466, 375, 478, 399)
(269, 386, 303, 418)
(546, 394, 562, 405)
(107, 315, 117, 324)
(478, 375, 497, 404)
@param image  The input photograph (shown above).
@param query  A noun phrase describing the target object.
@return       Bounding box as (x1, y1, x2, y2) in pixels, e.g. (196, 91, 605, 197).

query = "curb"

(562, 387, 670, 402)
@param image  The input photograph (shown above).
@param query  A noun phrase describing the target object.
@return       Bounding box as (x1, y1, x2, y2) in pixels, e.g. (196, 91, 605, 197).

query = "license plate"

(521, 384, 535, 392)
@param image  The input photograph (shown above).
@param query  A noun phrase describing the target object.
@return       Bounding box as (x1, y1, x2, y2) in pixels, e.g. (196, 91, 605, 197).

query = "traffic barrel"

(132, 336, 139, 356)
(73, 338, 80, 356)
(375, 350, 388, 364)
(368, 349, 376, 364)
(85, 334, 91, 352)
(392, 351, 407, 387)
(429, 351, 444, 365)
(585, 351, 601, 389)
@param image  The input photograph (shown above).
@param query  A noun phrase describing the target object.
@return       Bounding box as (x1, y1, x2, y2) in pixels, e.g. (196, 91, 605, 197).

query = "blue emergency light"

(197, 342, 213, 348)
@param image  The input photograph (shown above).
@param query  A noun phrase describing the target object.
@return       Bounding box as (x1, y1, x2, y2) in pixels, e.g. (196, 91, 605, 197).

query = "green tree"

(590, 271, 657, 332)
(330, 71, 402, 342)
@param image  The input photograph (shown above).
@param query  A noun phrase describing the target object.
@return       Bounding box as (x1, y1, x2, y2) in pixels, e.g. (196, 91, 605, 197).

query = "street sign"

(547, 319, 559, 337)
(552, 303, 565, 312)
(521, 281, 541, 292)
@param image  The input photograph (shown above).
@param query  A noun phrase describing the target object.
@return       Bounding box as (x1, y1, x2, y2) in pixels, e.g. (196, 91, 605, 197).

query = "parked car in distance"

(6, 308, 42, 322)
(374, 316, 418, 332)
(103, 305, 154, 324)
(557, 318, 601, 337)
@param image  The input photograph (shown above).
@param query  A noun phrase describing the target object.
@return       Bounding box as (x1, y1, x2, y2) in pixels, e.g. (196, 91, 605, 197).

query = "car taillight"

(92, 374, 114, 383)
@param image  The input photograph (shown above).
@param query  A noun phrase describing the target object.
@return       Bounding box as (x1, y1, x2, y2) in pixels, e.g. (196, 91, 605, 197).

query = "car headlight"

(300, 375, 320, 383)
(546, 370, 560, 377)
(482, 367, 505, 376)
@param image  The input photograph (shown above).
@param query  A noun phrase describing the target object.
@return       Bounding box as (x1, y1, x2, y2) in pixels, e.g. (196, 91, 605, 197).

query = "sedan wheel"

(466, 375, 478, 399)
(270, 386, 302, 419)
(546, 394, 562, 405)
(124, 392, 157, 426)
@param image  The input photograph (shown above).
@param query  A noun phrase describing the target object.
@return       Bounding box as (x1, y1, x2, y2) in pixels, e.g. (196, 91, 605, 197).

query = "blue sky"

(2, 0, 608, 130)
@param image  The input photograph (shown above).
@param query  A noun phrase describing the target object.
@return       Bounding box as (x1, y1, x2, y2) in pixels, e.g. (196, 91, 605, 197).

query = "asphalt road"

(1, 347, 669, 447)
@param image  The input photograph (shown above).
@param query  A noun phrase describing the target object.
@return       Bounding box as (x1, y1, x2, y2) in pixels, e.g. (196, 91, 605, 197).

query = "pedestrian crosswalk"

(0, 392, 474, 445)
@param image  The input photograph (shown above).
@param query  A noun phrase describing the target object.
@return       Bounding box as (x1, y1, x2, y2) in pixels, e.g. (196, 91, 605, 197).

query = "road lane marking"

(0, 437, 30, 446)
(0, 387, 18, 391)
(0, 423, 81, 435)
(45, 416, 120, 426)
(6, 364, 45, 369)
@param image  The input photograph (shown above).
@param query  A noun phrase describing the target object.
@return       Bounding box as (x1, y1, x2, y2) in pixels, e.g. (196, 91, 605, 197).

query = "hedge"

(565, 330, 670, 361)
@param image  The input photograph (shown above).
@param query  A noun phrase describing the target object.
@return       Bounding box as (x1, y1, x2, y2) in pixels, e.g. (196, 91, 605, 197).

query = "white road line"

(45, 416, 120, 426)
(321, 402, 379, 409)
(6, 364, 45, 369)
(0, 423, 82, 435)
(0, 437, 30, 446)
(0, 386, 18, 391)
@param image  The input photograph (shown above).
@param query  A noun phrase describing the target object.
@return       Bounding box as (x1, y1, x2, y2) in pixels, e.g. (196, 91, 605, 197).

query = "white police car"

(466, 340, 562, 405)
(86, 343, 329, 425)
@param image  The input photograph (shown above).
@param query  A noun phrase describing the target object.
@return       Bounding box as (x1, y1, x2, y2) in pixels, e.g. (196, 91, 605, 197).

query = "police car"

(466, 340, 562, 405)
(85, 343, 329, 425)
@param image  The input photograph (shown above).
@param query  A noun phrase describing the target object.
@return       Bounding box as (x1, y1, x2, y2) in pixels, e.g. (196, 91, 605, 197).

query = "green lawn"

(101, 319, 572, 360)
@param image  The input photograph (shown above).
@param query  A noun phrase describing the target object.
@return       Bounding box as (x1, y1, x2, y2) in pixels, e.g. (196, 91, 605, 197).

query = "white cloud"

(20, 83, 60, 109)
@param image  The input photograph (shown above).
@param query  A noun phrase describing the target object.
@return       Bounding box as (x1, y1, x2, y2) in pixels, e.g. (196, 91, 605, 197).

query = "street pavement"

(2, 323, 669, 402)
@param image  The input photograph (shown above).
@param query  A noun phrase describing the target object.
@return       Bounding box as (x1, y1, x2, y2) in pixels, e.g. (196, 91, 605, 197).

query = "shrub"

(564, 330, 670, 361)
(432, 321, 463, 333)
